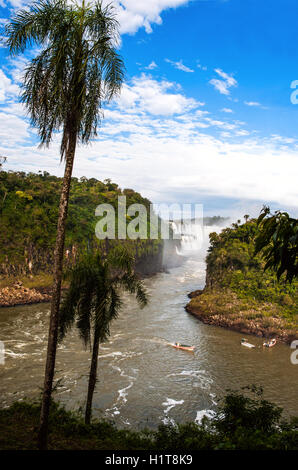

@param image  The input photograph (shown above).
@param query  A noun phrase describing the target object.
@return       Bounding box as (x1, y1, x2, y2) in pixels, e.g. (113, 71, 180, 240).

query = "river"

(0, 227, 297, 428)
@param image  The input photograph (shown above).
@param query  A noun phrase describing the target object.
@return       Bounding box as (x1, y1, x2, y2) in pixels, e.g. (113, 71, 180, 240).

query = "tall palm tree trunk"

(38, 134, 77, 450)
(85, 329, 100, 424)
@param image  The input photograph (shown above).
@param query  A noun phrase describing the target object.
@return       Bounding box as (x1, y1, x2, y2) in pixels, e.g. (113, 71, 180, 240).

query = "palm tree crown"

(5, 0, 124, 159)
(59, 246, 148, 345)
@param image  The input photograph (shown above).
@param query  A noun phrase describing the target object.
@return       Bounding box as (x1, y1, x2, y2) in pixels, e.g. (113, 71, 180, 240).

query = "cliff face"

(135, 243, 164, 276)
(135, 238, 185, 276)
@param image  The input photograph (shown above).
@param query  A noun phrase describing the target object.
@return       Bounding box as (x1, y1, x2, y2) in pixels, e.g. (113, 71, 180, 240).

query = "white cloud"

(165, 58, 194, 73)
(214, 68, 237, 87)
(0, 111, 30, 144)
(1, 70, 297, 212)
(209, 78, 230, 95)
(2, 0, 26, 7)
(244, 101, 261, 107)
(270, 134, 295, 144)
(221, 108, 233, 113)
(7, 56, 29, 82)
(3, 0, 191, 35)
(145, 61, 158, 70)
(4, 113, 297, 210)
(110, 0, 191, 35)
(197, 62, 207, 71)
(0, 36, 8, 48)
(116, 74, 199, 115)
(209, 68, 237, 95)
(205, 118, 238, 131)
(0, 29, 296, 214)
(0, 69, 19, 101)
(235, 129, 250, 136)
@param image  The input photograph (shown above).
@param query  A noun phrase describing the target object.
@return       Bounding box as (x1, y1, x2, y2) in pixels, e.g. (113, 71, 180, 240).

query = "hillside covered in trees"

(0, 171, 164, 279)
(187, 218, 298, 343)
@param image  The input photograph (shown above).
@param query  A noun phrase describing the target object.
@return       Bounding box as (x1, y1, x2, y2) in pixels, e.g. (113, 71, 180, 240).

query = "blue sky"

(0, 0, 297, 218)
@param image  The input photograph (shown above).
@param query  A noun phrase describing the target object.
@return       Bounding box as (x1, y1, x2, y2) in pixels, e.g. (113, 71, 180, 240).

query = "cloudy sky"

(0, 0, 298, 217)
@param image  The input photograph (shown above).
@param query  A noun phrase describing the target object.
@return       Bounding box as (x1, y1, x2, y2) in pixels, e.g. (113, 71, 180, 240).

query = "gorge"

(1, 222, 297, 429)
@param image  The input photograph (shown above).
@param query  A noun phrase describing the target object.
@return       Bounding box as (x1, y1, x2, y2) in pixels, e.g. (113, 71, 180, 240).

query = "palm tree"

(5, 0, 124, 449)
(58, 245, 148, 424)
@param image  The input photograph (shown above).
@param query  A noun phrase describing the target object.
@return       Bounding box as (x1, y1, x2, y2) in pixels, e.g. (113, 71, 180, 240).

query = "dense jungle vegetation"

(206, 219, 297, 310)
(188, 218, 297, 340)
(1, 387, 297, 450)
(0, 171, 163, 276)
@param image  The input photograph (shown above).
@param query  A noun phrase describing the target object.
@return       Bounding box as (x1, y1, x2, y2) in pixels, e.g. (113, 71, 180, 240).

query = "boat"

(263, 338, 277, 348)
(241, 338, 255, 349)
(171, 342, 195, 352)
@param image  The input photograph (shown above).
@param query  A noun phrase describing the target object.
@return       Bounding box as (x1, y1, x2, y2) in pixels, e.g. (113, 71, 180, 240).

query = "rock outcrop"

(0, 281, 51, 307)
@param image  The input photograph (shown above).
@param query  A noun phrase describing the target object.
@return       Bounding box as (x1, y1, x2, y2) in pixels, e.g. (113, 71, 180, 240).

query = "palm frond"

(5, 0, 125, 158)
(59, 258, 96, 345)
(76, 283, 94, 348)
(58, 281, 80, 342)
(118, 272, 148, 308)
(93, 286, 122, 343)
(107, 245, 134, 273)
(5, 0, 66, 55)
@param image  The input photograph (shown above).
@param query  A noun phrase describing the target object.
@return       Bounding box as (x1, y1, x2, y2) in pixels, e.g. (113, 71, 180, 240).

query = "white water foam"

(167, 369, 213, 390)
(5, 349, 28, 358)
(118, 381, 134, 404)
(209, 392, 217, 406)
(105, 367, 138, 420)
(195, 409, 216, 425)
(98, 351, 124, 358)
(162, 416, 177, 426)
(162, 398, 184, 415)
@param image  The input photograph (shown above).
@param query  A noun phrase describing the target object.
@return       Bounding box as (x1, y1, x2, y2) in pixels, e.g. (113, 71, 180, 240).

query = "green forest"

(0, 171, 163, 278)
(187, 218, 298, 342)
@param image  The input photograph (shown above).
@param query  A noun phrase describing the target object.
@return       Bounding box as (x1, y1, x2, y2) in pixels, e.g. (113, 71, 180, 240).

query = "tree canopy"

(0, 171, 162, 275)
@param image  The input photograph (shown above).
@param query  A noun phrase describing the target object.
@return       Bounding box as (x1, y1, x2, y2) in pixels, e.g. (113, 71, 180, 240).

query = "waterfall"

(171, 220, 224, 258)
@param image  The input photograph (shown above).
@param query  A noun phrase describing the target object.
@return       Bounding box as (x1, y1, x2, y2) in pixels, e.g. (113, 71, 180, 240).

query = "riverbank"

(0, 254, 167, 307)
(0, 275, 53, 307)
(0, 260, 170, 308)
(186, 289, 298, 345)
(1, 392, 297, 450)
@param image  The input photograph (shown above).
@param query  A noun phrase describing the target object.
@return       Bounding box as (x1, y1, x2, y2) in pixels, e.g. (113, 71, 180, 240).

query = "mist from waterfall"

(173, 220, 227, 260)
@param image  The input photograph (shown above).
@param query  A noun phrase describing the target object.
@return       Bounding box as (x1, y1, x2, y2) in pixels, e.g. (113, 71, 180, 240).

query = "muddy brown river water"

(0, 252, 297, 428)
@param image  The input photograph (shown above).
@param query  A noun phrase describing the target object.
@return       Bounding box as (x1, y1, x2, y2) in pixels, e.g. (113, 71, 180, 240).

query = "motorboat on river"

(171, 342, 195, 352)
(263, 338, 277, 348)
(241, 338, 255, 348)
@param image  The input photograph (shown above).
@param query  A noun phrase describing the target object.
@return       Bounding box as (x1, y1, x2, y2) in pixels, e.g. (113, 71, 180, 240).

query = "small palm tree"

(5, 0, 124, 448)
(58, 246, 148, 424)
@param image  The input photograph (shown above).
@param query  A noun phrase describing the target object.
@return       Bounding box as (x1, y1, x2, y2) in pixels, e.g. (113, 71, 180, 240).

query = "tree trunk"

(37, 135, 77, 450)
(85, 330, 100, 425)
